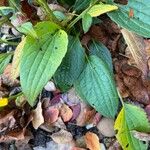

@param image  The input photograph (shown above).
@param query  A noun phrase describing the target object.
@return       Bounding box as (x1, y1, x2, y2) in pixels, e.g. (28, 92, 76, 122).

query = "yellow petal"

(0, 98, 8, 107)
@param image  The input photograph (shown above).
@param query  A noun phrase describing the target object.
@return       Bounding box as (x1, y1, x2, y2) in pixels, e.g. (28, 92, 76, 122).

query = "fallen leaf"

(60, 104, 73, 122)
(21, 0, 39, 22)
(121, 29, 148, 77)
(51, 129, 73, 144)
(15, 130, 33, 150)
(32, 101, 44, 129)
(0, 0, 7, 6)
(84, 132, 100, 150)
(0, 128, 25, 143)
(0, 110, 16, 133)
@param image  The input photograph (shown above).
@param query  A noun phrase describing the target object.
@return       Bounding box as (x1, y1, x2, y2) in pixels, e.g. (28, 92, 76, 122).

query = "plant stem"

(67, 0, 98, 30)
(0, 39, 18, 46)
(36, 0, 61, 25)
(8, 92, 23, 101)
(117, 88, 124, 107)
(67, 9, 88, 31)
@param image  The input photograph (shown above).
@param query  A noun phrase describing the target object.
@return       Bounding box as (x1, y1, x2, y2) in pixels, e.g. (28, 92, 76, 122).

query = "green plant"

(0, 0, 150, 149)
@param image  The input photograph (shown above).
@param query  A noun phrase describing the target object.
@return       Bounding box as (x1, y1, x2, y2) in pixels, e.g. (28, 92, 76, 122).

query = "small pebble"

(100, 143, 106, 150)
(44, 81, 56, 91)
(97, 118, 115, 137)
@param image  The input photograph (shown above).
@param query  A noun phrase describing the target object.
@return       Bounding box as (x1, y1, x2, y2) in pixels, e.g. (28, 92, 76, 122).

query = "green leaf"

(57, 0, 76, 6)
(108, 0, 150, 38)
(54, 36, 85, 91)
(11, 38, 26, 80)
(0, 7, 14, 16)
(88, 3, 118, 17)
(89, 40, 113, 71)
(8, 0, 21, 12)
(17, 22, 38, 39)
(53, 11, 66, 21)
(20, 21, 68, 106)
(73, 0, 91, 12)
(82, 13, 92, 33)
(74, 55, 118, 118)
(0, 53, 12, 74)
(115, 103, 150, 150)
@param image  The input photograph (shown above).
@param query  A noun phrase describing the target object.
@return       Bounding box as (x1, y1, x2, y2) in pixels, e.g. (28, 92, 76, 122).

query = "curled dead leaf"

(121, 29, 148, 77)
(32, 101, 44, 129)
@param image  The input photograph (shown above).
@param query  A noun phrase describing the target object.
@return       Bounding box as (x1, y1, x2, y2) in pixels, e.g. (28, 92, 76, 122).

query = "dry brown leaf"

(0, 129, 25, 143)
(0, 110, 16, 133)
(60, 104, 73, 122)
(11, 38, 26, 80)
(32, 101, 44, 129)
(121, 29, 148, 77)
(15, 130, 33, 150)
(84, 132, 100, 150)
(51, 129, 73, 144)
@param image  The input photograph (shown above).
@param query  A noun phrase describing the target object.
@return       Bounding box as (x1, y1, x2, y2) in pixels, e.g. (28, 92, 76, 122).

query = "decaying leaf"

(0, 129, 25, 143)
(131, 130, 150, 142)
(32, 101, 44, 129)
(121, 29, 148, 77)
(0, 110, 16, 133)
(84, 132, 100, 150)
(51, 129, 73, 144)
(115, 103, 150, 150)
(11, 37, 26, 80)
(115, 59, 150, 104)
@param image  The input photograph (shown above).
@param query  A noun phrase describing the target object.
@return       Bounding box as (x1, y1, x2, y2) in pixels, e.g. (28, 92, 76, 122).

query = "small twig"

(0, 39, 18, 46)
(8, 92, 23, 101)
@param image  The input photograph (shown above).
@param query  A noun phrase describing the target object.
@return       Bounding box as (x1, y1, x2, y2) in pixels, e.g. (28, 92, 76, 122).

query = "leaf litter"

(0, 0, 150, 150)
